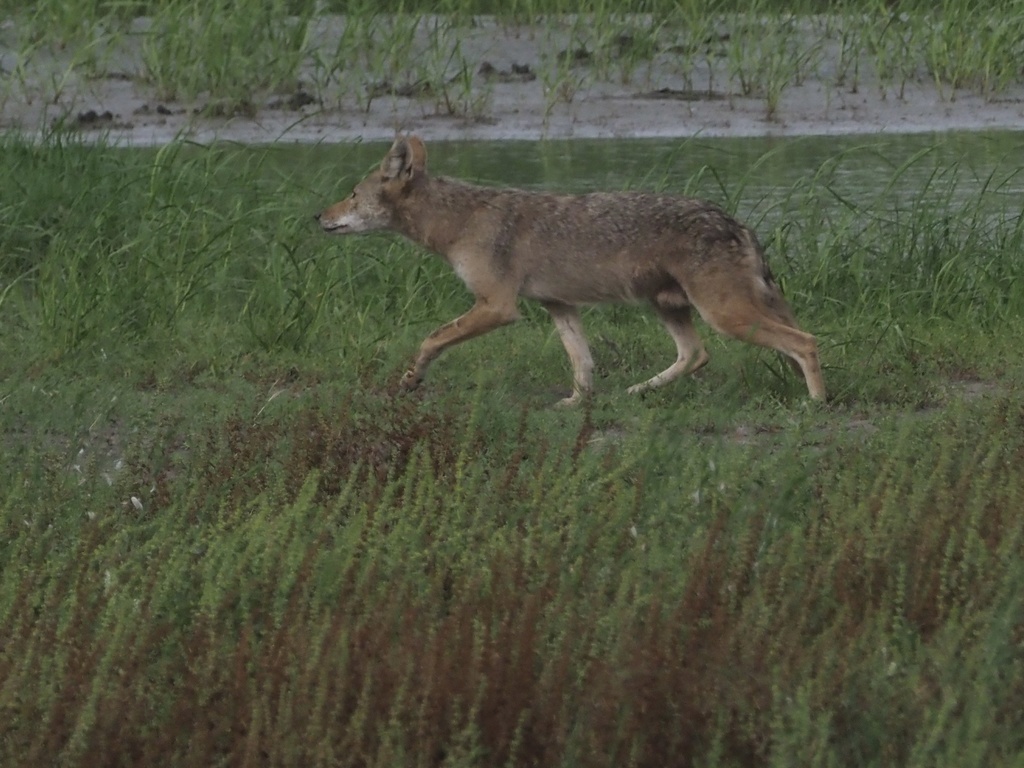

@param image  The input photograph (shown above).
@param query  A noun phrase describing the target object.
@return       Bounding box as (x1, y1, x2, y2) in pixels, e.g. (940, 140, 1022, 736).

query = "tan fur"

(317, 135, 826, 404)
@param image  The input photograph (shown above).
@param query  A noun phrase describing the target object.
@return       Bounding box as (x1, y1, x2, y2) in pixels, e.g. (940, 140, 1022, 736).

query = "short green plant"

(867, 7, 923, 101)
(922, 0, 1024, 101)
(824, 13, 866, 92)
(663, 0, 725, 94)
(140, 0, 313, 108)
(536, 15, 592, 121)
(2, 0, 1024, 127)
(415, 17, 493, 120)
(723, 11, 818, 120)
(354, 12, 421, 113)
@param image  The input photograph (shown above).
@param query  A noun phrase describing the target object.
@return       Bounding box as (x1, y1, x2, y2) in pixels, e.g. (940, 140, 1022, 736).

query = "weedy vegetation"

(2, 0, 1024, 126)
(1, 129, 1023, 765)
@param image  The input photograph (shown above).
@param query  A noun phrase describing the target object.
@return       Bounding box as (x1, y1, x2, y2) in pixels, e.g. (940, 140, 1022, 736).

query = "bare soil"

(3, 15, 1023, 145)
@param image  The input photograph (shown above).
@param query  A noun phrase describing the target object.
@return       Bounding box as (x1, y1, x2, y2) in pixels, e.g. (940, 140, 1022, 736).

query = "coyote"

(317, 135, 825, 404)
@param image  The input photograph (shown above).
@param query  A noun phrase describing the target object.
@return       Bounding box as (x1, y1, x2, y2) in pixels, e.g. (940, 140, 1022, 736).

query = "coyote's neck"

(394, 176, 502, 255)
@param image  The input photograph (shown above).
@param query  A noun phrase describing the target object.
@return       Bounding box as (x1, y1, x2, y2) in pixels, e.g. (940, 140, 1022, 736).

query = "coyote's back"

(317, 135, 825, 404)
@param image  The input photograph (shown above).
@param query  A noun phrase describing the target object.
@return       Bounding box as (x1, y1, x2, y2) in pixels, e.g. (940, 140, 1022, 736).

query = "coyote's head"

(316, 135, 427, 235)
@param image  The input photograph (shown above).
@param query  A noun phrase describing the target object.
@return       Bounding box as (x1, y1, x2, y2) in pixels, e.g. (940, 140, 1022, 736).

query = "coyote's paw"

(399, 370, 422, 391)
(555, 389, 592, 407)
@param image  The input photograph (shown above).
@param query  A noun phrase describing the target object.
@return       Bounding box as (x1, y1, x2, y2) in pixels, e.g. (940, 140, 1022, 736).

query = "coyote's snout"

(317, 135, 825, 404)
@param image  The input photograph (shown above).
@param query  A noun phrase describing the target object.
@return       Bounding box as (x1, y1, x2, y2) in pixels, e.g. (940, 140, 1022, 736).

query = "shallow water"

(310, 129, 1024, 225)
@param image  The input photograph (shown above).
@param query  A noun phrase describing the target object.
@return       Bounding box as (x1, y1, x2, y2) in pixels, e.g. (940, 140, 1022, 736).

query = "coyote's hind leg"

(627, 305, 709, 395)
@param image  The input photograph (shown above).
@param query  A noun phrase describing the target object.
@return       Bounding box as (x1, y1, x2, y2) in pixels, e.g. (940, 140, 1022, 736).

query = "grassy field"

(1, 131, 1023, 765)
(2, 0, 1024, 124)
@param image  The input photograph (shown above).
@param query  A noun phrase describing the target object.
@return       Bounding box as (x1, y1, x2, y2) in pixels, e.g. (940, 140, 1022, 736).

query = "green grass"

(1, 131, 1024, 766)
(2, 0, 1024, 124)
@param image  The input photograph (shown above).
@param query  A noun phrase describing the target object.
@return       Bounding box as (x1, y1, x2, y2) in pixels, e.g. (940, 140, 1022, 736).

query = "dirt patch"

(635, 87, 729, 101)
(3, 15, 1023, 145)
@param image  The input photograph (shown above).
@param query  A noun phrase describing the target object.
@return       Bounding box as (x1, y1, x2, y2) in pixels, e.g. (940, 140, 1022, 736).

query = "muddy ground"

(2, 15, 1023, 144)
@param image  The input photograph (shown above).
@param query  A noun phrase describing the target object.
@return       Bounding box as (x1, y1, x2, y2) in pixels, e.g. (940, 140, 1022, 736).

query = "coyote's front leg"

(400, 300, 520, 391)
(542, 301, 594, 407)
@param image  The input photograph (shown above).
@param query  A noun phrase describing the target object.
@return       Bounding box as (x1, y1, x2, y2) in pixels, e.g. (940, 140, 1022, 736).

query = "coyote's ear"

(381, 135, 428, 181)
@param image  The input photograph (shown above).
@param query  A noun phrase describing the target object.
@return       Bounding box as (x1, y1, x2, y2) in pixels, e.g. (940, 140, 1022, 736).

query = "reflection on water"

(318, 131, 1024, 226)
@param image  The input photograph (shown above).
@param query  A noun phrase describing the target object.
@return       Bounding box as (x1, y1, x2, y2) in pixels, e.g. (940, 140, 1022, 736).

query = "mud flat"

(2, 14, 1023, 145)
